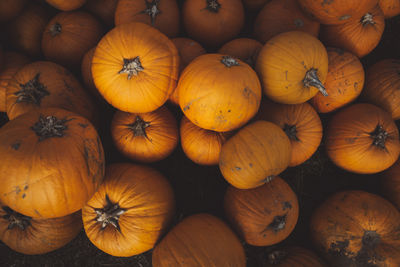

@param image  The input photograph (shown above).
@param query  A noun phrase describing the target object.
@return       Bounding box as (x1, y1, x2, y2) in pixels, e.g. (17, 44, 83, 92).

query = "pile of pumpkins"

(0, 0, 400, 266)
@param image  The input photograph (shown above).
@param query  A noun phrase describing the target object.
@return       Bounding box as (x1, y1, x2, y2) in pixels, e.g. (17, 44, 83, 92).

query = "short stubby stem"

(140, 0, 161, 25)
(268, 250, 288, 265)
(370, 125, 388, 149)
(303, 68, 328, 96)
(361, 13, 375, 26)
(31, 115, 69, 141)
(2, 206, 32, 230)
(94, 195, 126, 231)
(221, 55, 239, 67)
(126, 116, 151, 138)
(118, 57, 144, 80)
(14, 73, 50, 105)
(206, 0, 221, 12)
(283, 124, 300, 141)
(50, 22, 62, 37)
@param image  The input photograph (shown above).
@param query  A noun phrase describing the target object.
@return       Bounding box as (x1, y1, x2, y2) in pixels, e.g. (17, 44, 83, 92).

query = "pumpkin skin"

(115, 0, 180, 38)
(82, 163, 175, 257)
(0, 206, 82, 255)
(253, 0, 320, 44)
(224, 177, 299, 246)
(264, 246, 327, 267)
(178, 53, 261, 132)
(45, 0, 87, 11)
(219, 120, 291, 189)
(310, 190, 400, 266)
(325, 103, 400, 174)
(42, 11, 103, 68)
(111, 106, 179, 163)
(180, 116, 231, 165)
(362, 59, 400, 120)
(256, 31, 328, 104)
(84, 0, 118, 26)
(81, 47, 103, 101)
(255, 100, 322, 167)
(0, 0, 26, 22)
(0, 107, 105, 218)
(310, 48, 365, 113)
(381, 159, 400, 210)
(182, 0, 245, 48)
(297, 0, 378, 25)
(320, 5, 385, 58)
(92, 22, 179, 113)
(379, 0, 400, 18)
(218, 38, 262, 69)
(0, 52, 30, 112)
(152, 213, 246, 267)
(242, 0, 269, 10)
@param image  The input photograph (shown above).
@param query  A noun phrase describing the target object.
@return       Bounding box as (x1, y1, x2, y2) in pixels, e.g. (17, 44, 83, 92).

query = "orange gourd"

(379, 0, 400, 18)
(84, 0, 118, 26)
(218, 38, 262, 68)
(264, 247, 327, 266)
(45, 0, 87, 11)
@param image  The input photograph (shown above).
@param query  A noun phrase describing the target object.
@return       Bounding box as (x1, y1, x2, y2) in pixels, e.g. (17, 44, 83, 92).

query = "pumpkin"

(217, 38, 262, 69)
(264, 246, 327, 266)
(6, 61, 98, 125)
(379, 0, 400, 18)
(382, 159, 400, 210)
(310, 190, 400, 266)
(0, 52, 30, 112)
(45, 0, 87, 11)
(152, 213, 246, 267)
(81, 47, 103, 101)
(0, 107, 105, 218)
(224, 177, 299, 246)
(42, 11, 103, 68)
(84, 0, 118, 26)
(297, 0, 378, 25)
(256, 31, 328, 104)
(362, 59, 400, 120)
(325, 103, 400, 174)
(111, 106, 179, 163)
(0, 0, 26, 22)
(253, 0, 320, 44)
(0, 205, 82, 255)
(255, 100, 322, 167)
(310, 48, 365, 113)
(219, 120, 291, 189)
(169, 37, 206, 105)
(178, 54, 261, 132)
(115, 0, 180, 38)
(320, 5, 385, 58)
(182, 0, 245, 48)
(91, 22, 179, 113)
(180, 115, 231, 165)
(82, 163, 175, 257)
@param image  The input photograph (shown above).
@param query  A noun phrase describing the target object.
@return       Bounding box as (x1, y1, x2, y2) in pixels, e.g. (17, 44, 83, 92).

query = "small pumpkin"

(219, 120, 291, 189)
(325, 103, 400, 174)
(217, 38, 262, 69)
(264, 246, 327, 266)
(152, 213, 246, 267)
(0, 0, 26, 22)
(178, 53, 261, 132)
(0, 205, 82, 255)
(253, 0, 320, 44)
(379, 0, 400, 18)
(84, 0, 118, 26)
(381, 159, 400, 210)
(310, 190, 400, 266)
(111, 106, 179, 163)
(224, 177, 299, 246)
(82, 163, 175, 257)
(91, 22, 179, 113)
(45, 0, 87, 11)
(256, 31, 328, 104)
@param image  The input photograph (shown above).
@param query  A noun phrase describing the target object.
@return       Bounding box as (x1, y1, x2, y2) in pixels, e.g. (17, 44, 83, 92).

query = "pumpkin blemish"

(11, 142, 21, 150)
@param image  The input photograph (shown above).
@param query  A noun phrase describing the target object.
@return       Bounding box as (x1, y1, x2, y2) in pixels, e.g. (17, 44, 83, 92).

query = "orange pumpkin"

(42, 11, 103, 68)
(320, 5, 385, 58)
(325, 103, 400, 174)
(178, 53, 261, 132)
(82, 163, 175, 257)
(310, 48, 365, 113)
(180, 115, 231, 165)
(111, 106, 179, 163)
(265, 246, 327, 266)
(84, 0, 118, 26)
(115, 0, 180, 38)
(217, 38, 262, 68)
(255, 100, 322, 167)
(310, 190, 400, 266)
(224, 177, 299, 246)
(362, 59, 400, 120)
(0, 206, 82, 255)
(379, 0, 400, 17)
(253, 0, 320, 44)
(81, 47, 103, 101)
(182, 0, 245, 48)
(45, 0, 87, 11)
(219, 120, 291, 189)
(0, 108, 105, 218)
(91, 22, 179, 113)
(0, 0, 26, 22)
(382, 159, 400, 210)
(152, 213, 246, 267)
(256, 31, 328, 104)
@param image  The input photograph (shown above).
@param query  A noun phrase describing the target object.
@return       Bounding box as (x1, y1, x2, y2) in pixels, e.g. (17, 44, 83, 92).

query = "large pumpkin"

(219, 120, 291, 189)
(45, 0, 87, 11)
(152, 213, 246, 267)
(264, 246, 327, 266)
(178, 53, 261, 132)
(325, 103, 400, 174)
(310, 190, 400, 266)
(379, 0, 400, 17)
(91, 22, 179, 113)
(256, 31, 328, 104)
(82, 163, 175, 257)
(0, 108, 105, 218)
(217, 38, 262, 69)
(382, 159, 400, 210)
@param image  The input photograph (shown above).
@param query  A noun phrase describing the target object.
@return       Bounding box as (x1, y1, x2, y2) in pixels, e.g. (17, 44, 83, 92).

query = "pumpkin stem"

(49, 22, 62, 37)
(2, 206, 32, 230)
(267, 250, 288, 265)
(94, 194, 126, 231)
(31, 115, 69, 141)
(206, 0, 221, 12)
(125, 116, 151, 138)
(303, 68, 328, 96)
(361, 13, 375, 26)
(14, 73, 50, 105)
(139, 0, 161, 25)
(268, 214, 287, 232)
(283, 124, 300, 141)
(221, 56, 240, 67)
(369, 125, 388, 149)
(362, 230, 381, 248)
(118, 57, 144, 80)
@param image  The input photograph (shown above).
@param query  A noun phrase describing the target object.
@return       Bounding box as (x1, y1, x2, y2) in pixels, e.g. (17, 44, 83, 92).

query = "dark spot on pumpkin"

(79, 123, 88, 128)
(15, 186, 21, 194)
(235, 166, 241, 170)
(249, 163, 253, 167)
(282, 202, 292, 210)
(293, 18, 304, 27)
(22, 193, 26, 199)
(24, 185, 28, 190)
(267, 214, 287, 233)
(183, 104, 190, 111)
(228, 110, 231, 113)
(34, 210, 41, 216)
(354, 82, 359, 90)
(243, 87, 251, 98)
(339, 14, 352, 21)
(11, 142, 21, 150)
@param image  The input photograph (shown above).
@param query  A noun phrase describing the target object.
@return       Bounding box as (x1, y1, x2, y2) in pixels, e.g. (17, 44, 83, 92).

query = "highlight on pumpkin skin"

(45, 0, 87, 11)
(217, 38, 262, 69)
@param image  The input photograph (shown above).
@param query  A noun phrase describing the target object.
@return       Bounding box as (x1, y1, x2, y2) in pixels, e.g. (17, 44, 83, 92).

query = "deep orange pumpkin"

(217, 38, 262, 69)
(379, 0, 400, 17)
(45, 0, 87, 11)
(382, 159, 400, 210)
(0, 0, 26, 22)
(84, 0, 118, 26)
(264, 246, 327, 266)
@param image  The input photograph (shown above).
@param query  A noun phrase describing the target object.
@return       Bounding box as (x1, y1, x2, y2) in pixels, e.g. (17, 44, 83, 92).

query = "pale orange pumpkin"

(218, 38, 262, 68)
(379, 0, 400, 18)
